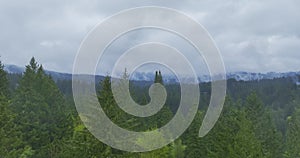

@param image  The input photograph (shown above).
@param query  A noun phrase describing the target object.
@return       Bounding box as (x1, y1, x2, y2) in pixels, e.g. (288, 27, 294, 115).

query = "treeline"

(0, 57, 300, 157)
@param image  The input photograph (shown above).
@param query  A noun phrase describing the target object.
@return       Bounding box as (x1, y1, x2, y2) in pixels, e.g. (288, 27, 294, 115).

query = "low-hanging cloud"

(0, 0, 299, 74)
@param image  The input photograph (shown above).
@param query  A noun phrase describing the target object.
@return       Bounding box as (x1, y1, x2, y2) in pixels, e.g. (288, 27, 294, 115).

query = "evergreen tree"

(58, 116, 112, 157)
(154, 71, 163, 85)
(12, 57, 72, 157)
(136, 129, 171, 158)
(228, 111, 263, 158)
(183, 97, 265, 158)
(0, 60, 25, 157)
(245, 93, 283, 158)
(285, 108, 300, 157)
(169, 139, 186, 158)
(0, 60, 9, 97)
(2, 56, 300, 157)
(154, 71, 158, 83)
(98, 75, 138, 155)
(182, 111, 206, 158)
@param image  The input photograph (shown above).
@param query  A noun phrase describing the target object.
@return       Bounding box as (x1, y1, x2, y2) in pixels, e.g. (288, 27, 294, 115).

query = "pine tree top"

(154, 70, 163, 85)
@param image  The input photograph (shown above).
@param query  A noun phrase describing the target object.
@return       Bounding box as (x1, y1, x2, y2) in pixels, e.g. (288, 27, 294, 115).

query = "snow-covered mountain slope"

(4, 65, 25, 74)
(4, 64, 72, 81)
(227, 71, 300, 82)
(4, 64, 300, 83)
(130, 71, 300, 83)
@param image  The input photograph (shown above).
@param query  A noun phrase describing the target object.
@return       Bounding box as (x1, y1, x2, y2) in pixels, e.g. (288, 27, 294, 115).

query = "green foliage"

(0, 95, 25, 157)
(245, 93, 283, 158)
(20, 146, 35, 158)
(228, 111, 263, 158)
(1, 57, 300, 157)
(11, 57, 72, 157)
(0, 60, 9, 97)
(136, 129, 171, 158)
(182, 111, 206, 158)
(0, 61, 25, 157)
(285, 107, 300, 158)
(58, 117, 112, 158)
(169, 139, 186, 158)
(183, 96, 282, 158)
(139, 146, 170, 158)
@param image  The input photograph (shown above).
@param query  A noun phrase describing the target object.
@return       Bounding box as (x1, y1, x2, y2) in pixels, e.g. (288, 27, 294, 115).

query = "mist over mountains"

(4, 64, 300, 84)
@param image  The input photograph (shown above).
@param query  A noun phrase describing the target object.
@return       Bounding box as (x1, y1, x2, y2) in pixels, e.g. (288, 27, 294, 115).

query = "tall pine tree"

(0, 60, 26, 157)
(12, 57, 72, 157)
(245, 93, 283, 158)
(285, 107, 300, 157)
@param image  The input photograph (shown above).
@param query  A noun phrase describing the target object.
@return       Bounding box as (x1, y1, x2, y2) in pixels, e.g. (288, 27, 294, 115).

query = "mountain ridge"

(4, 64, 300, 83)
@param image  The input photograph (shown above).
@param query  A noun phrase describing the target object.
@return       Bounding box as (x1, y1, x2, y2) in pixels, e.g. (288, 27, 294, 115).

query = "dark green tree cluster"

(182, 95, 285, 158)
(0, 60, 9, 97)
(9, 58, 73, 157)
(154, 71, 163, 85)
(95, 72, 179, 157)
(284, 100, 300, 157)
(1, 57, 300, 157)
(183, 99, 254, 157)
(0, 60, 26, 157)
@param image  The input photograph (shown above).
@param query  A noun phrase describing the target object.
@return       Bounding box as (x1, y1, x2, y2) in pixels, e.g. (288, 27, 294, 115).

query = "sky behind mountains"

(1, 0, 300, 75)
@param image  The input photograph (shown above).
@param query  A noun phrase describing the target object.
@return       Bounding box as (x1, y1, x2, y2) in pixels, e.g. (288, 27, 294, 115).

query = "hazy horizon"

(4, 62, 300, 77)
(1, 0, 300, 74)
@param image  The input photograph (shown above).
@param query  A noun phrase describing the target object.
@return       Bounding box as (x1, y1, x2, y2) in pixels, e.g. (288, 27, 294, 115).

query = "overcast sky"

(1, 0, 300, 75)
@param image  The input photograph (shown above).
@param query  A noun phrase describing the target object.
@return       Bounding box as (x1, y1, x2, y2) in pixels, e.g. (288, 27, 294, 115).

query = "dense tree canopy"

(0, 58, 300, 157)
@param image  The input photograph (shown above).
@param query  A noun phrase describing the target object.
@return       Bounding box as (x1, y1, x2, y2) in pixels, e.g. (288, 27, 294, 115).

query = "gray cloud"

(0, 0, 299, 74)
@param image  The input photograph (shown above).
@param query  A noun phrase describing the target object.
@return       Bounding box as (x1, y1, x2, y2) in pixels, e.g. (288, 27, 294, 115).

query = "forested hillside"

(0, 58, 300, 157)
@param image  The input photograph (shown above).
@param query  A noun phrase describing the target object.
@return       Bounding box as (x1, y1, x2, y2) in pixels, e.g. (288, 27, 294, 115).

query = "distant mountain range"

(4, 65, 73, 81)
(4, 64, 300, 84)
